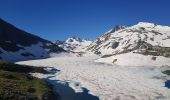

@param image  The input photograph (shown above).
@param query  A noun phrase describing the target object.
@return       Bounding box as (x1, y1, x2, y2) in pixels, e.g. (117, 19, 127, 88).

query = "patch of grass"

(0, 61, 58, 100)
(0, 61, 49, 74)
(163, 70, 170, 75)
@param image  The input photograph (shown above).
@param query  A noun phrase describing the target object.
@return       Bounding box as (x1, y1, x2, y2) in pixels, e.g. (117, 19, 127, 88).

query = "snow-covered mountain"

(57, 36, 92, 52)
(87, 22, 170, 65)
(87, 22, 170, 57)
(0, 18, 65, 62)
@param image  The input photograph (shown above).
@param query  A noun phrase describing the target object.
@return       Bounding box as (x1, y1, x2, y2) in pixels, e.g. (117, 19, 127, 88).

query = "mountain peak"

(135, 22, 157, 28)
(66, 36, 82, 43)
(108, 25, 126, 33)
(58, 36, 92, 52)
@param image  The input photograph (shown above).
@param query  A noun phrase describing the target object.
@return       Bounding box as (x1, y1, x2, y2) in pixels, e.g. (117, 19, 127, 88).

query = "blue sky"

(0, 0, 170, 41)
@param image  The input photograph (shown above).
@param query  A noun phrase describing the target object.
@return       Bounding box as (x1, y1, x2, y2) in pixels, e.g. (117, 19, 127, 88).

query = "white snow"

(96, 52, 170, 67)
(17, 53, 170, 100)
(134, 22, 156, 28)
(0, 42, 48, 62)
(49, 52, 78, 57)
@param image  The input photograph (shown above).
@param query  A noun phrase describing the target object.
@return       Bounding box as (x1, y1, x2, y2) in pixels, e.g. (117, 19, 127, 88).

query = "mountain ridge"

(0, 18, 65, 62)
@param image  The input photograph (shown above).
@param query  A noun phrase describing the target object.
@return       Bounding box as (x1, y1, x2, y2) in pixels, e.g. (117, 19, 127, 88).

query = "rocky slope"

(0, 18, 65, 62)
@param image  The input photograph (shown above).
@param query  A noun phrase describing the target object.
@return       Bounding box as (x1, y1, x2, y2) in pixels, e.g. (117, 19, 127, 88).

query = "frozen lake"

(17, 55, 170, 100)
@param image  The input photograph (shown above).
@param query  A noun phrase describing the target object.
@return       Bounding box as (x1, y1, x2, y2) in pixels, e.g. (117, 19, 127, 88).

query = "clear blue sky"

(0, 0, 170, 41)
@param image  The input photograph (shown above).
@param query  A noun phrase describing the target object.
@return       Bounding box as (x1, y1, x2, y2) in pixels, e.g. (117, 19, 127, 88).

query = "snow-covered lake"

(17, 54, 170, 100)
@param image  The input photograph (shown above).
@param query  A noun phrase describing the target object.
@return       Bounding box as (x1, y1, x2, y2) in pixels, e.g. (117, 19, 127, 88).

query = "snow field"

(17, 54, 170, 100)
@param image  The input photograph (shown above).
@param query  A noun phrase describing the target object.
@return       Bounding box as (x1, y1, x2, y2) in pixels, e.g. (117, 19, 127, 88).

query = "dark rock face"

(137, 40, 153, 50)
(112, 42, 119, 49)
(0, 42, 24, 52)
(68, 39, 74, 42)
(66, 36, 83, 43)
(54, 40, 64, 45)
(21, 52, 35, 57)
(72, 36, 82, 42)
(94, 51, 101, 55)
(43, 43, 66, 53)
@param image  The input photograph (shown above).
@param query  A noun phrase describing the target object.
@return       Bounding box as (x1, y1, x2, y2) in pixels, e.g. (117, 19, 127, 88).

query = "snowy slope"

(17, 54, 170, 100)
(0, 42, 48, 62)
(96, 52, 170, 66)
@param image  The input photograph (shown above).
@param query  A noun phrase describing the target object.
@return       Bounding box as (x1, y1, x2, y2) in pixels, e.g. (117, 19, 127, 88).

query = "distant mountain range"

(0, 18, 65, 62)
(55, 36, 92, 52)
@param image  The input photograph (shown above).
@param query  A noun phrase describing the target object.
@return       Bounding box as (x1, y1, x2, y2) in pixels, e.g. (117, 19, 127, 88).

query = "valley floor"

(17, 54, 170, 100)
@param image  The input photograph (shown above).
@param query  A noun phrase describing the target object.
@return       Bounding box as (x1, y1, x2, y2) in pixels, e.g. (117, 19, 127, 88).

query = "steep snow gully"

(17, 54, 170, 100)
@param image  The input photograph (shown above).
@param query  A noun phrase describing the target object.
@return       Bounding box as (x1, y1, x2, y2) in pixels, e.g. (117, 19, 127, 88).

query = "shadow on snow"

(43, 67, 99, 100)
